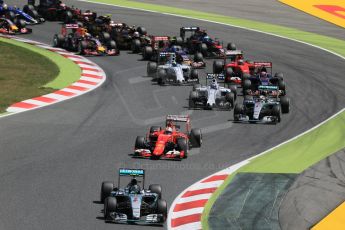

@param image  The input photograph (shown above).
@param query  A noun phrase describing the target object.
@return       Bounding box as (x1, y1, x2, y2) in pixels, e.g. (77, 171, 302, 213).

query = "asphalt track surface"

(280, 148, 345, 230)
(0, 1, 344, 229)
(136, 0, 345, 40)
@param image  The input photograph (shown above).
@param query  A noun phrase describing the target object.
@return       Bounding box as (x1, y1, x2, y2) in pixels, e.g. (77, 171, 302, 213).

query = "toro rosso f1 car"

(133, 115, 202, 160)
(147, 52, 199, 85)
(100, 168, 167, 225)
(189, 73, 237, 110)
(0, 18, 32, 34)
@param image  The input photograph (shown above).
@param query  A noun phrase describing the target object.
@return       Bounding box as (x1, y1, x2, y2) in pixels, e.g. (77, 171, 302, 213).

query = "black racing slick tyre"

(274, 72, 284, 80)
(135, 136, 146, 149)
(227, 42, 236, 50)
(198, 43, 207, 55)
(213, 60, 223, 74)
(23, 4, 35, 13)
(278, 79, 286, 91)
(64, 11, 73, 23)
(229, 85, 237, 100)
(272, 105, 281, 123)
(190, 128, 202, 147)
(234, 103, 244, 121)
(190, 69, 199, 79)
(147, 62, 157, 77)
(5, 11, 15, 21)
(137, 26, 147, 35)
(142, 46, 153, 60)
(194, 52, 203, 62)
(100, 181, 114, 203)
(193, 84, 201, 91)
(101, 32, 111, 43)
(177, 138, 188, 158)
(225, 92, 235, 108)
(15, 19, 26, 29)
(280, 96, 290, 114)
(108, 40, 117, 49)
(149, 184, 162, 199)
(131, 39, 141, 53)
(53, 34, 64, 47)
(104, 197, 117, 219)
(78, 41, 88, 55)
(157, 199, 167, 223)
(28, 9, 39, 19)
(157, 69, 167, 85)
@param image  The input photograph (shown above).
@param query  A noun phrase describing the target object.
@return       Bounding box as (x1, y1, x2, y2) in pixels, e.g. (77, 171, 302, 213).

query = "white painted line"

(72, 82, 94, 88)
(6, 107, 28, 113)
(172, 221, 202, 230)
(61, 87, 85, 94)
(82, 70, 102, 75)
(80, 76, 102, 83)
(176, 194, 213, 204)
(43, 93, 70, 100)
(23, 99, 48, 106)
(172, 207, 204, 218)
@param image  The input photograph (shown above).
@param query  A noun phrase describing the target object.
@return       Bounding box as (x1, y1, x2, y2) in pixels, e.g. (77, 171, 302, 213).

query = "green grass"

(0, 37, 81, 113)
(0, 37, 81, 89)
(0, 41, 58, 113)
(80, 1, 345, 229)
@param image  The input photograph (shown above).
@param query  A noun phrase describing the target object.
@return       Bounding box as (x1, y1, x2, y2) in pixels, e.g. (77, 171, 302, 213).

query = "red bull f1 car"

(53, 23, 119, 56)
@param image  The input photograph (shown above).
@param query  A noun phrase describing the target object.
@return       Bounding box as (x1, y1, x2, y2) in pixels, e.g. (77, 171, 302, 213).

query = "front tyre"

(100, 181, 113, 203)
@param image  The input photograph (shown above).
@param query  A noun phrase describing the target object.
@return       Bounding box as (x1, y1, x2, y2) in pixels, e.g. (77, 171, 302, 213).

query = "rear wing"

(258, 85, 278, 91)
(180, 26, 200, 39)
(118, 168, 145, 189)
(254, 62, 272, 68)
(64, 24, 79, 29)
(166, 115, 190, 122)
(206, 73, 227, 86)
(119, 168, 145, 177)
(152, 36, 170, 41)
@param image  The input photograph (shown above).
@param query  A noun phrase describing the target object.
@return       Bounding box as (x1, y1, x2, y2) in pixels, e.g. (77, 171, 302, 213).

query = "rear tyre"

(131, 39, 141, 53)
(53, 34, 64, 47)
(190, 69, 199, 79)
(227, 42, 236, 50)
(190, 128, 202, 147)
(278, 79, 286, 91)
(101, 32, 111, 43)
(142, 46, 153, 60)
(100, 181, 114, 203)
(213, 60, 223, 74)
(78, 41, 88, 55)
(137, 26, 147, 35)
(229, 85, 237, 100)
(135, 136, 146, 149)
(274, 72, 284, 80)
(28, 9, 39, 19)
(108, 40, 117, 49)
(15, 19, 26, 29)
(198, 43, 207, 55)
(149, 184, 162, 199)
(280, 96, 290, 113)
(193, 84, 201, 91)
(225, 92, 235, 108)
(147, 62, 157, 77)
(5, 11, 15, 21)
(194, 52, 203, 62)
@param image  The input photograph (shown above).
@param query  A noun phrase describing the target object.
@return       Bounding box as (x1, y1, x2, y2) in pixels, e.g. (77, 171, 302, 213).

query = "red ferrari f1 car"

(133, 115, 202, 160)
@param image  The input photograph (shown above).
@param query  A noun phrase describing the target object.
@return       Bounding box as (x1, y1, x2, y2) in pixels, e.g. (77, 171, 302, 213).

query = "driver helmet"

(172, 61, 177, 67)
(2, 4, 7, 10)
(238, 59, 244, 65)
(259, 95, 265, 100)
(85, 32, 91, 38)
(133, 31, 140, 38)
(129, 184, 141, 194)
(211, 79, 218, 89)
(165, 127, 173, 134)
(259, 71, 269, 80)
